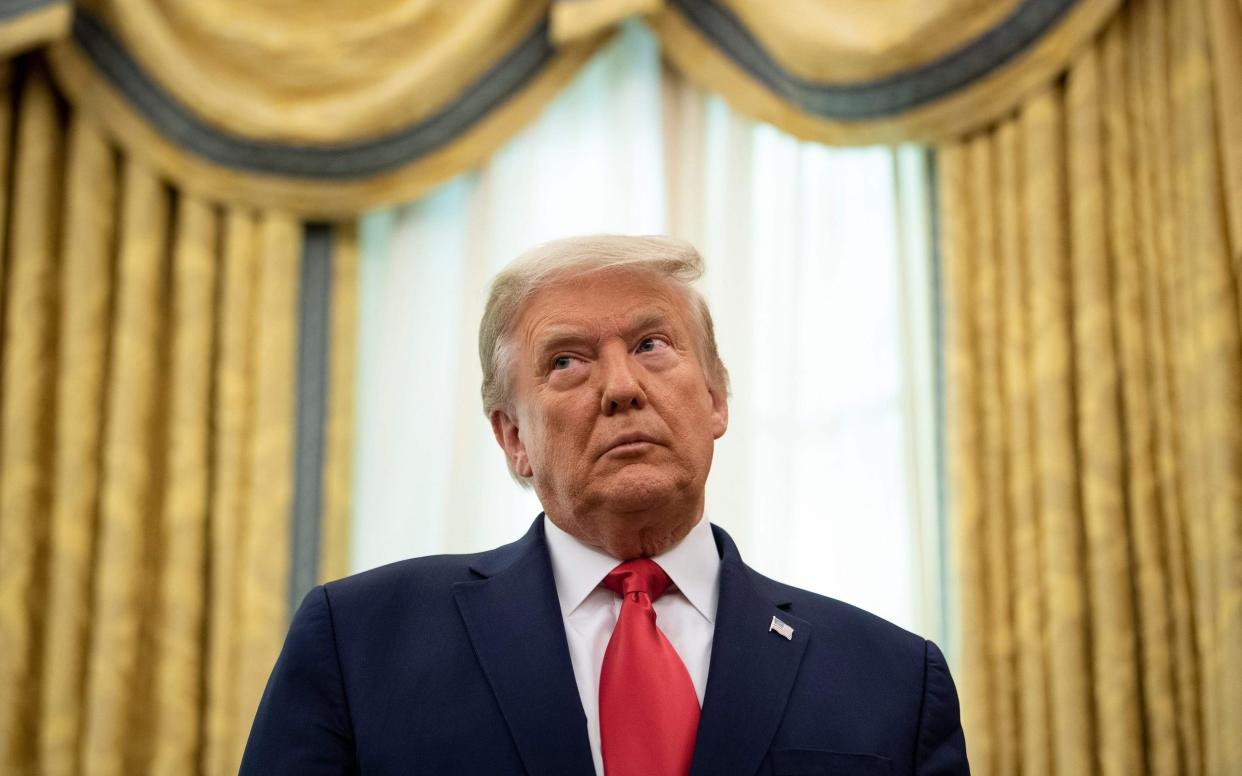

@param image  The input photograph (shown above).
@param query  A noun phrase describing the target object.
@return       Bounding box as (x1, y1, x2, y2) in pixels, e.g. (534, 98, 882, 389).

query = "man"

(241, 235, 970, 775)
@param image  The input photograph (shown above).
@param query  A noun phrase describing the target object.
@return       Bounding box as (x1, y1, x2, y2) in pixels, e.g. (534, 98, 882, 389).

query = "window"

(352, 22, 943, 643)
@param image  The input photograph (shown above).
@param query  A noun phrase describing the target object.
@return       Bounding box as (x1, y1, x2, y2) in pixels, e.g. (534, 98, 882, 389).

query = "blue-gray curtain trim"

(289, 222, 332, 613)
(0, 0, 63, 22)
(70, 8, 555, 178)
(670, 0, 1081, 119)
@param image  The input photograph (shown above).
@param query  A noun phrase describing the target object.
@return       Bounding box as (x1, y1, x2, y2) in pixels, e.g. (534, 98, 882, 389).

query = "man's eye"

(637, 338, 664, 353)
(552, 356, 573, 370)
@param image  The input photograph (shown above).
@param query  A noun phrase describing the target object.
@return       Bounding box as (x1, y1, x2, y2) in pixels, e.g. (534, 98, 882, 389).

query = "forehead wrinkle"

(622, 308, 679, 338)
(527, 299, 677, 340)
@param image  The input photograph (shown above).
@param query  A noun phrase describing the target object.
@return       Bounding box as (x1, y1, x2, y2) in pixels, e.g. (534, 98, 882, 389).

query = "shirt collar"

(543, 513, 721, 624)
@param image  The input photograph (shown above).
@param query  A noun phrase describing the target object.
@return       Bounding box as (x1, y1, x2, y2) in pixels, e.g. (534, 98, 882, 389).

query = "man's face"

(490, 270, 728, 555)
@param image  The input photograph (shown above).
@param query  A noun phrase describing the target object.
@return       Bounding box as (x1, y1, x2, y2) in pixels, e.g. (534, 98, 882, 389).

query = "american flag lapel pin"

(769, 615, 794, 641)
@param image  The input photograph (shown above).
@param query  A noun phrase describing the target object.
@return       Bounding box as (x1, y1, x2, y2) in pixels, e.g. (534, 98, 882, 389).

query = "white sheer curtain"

(352, 22, 943, 641)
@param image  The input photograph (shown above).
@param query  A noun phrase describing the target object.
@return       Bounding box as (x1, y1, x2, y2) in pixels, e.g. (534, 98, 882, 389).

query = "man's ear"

(708, 385, 728, 440)
(490, 408, 533, 477)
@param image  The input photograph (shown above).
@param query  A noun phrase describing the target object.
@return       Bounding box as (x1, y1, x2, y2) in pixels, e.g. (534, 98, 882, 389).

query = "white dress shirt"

(543, 515, 721, 776)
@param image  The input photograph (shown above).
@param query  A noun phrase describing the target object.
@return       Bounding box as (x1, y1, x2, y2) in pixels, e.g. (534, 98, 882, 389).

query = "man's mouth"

(602, 433, 659, 457)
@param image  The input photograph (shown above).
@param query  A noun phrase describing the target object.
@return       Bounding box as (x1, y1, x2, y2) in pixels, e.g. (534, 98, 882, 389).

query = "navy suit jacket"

(240, 517, 969, 775)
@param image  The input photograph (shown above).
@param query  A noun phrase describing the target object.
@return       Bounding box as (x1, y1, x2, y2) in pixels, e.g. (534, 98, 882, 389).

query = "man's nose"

(599, 348, 646, 415)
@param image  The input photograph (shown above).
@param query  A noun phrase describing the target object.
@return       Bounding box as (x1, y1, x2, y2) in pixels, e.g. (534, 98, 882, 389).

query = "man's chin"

(592, 464, 687, 513)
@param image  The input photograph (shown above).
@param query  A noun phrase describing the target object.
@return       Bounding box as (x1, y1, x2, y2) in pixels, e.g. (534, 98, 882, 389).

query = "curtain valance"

(648, 0, 1123, 144)
(0, 0, 1125, 216)
(33, 0, 608, 217)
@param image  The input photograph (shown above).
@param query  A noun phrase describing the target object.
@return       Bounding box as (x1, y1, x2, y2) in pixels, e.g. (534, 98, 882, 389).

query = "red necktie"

(598, 559, 700, 776)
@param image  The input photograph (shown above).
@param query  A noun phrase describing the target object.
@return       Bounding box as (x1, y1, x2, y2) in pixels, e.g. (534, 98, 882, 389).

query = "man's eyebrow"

(623, 309, 674, 335)
(532, 327, 595, 356)
(531, 309, 678, 356)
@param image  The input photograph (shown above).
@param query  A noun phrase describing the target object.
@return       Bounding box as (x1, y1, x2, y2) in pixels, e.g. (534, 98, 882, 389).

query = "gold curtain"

(0, 57, 358, 776)
(940, 0, 1242, 773)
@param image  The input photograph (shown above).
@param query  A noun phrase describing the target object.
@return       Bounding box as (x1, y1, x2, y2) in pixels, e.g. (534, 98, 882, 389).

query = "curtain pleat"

(995, 116, 1054, 776)
(942, 0, 1242, 772)
(200, 208, 299, 776)
(1157, 5, 1210, 773)
(1024, 84, 1096, 776)
(1100, 16, 1182, 776)
(39, 114, 116, 776)
(939, 141, 992, 772)
(0, 60, 63, 773)
(1066, 42, 1149, 776)
(204, 208, 258, 776)
(234, 212, 298, 762)
(967, 131, 1018, 776)
(320, 222, 358, 584)
(149, 195, 217, 775)
(82, 158, 170, 776)
(1123, 6, 1205, 771)
(1206, 0, 1242, 270)
(1173, 0, 1242, 770)
(1182, 2, 1242, 764)
(0, 64, 12, 315)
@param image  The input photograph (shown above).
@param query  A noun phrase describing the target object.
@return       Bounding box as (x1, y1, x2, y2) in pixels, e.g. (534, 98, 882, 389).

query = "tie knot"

(604, 558, 672, 601)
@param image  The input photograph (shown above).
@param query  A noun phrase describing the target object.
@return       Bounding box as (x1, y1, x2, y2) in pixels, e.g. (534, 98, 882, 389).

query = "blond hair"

(479, 234, 730, 420)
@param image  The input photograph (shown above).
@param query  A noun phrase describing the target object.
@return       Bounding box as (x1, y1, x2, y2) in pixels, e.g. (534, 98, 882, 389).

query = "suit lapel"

(453, 517, 595, 776)
(691, 527, 811, 776)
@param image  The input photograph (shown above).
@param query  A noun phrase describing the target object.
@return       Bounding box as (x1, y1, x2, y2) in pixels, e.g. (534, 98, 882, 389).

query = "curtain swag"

(651, 0, 1123, 144)
(0, 0, 69, 61)
(0, 0, 1124, 217)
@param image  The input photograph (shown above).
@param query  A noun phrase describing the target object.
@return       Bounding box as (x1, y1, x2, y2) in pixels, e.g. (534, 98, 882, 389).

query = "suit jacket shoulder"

(750, 566, 933, 699)
(322, 547, 492, 630)
(695, 527, 968, 775)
